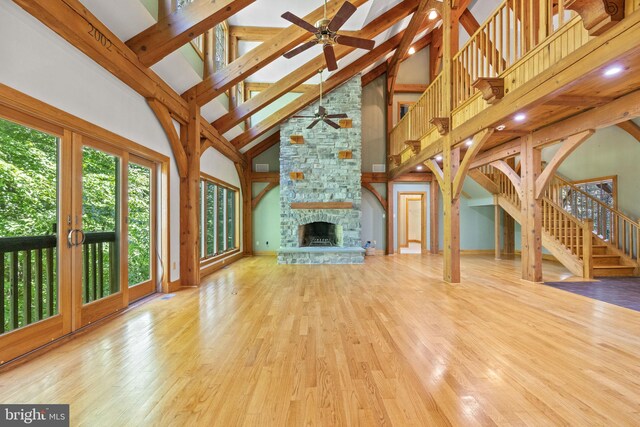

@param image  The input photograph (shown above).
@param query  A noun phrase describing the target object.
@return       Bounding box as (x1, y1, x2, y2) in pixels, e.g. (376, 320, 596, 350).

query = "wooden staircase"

(473, 166, 638, 278)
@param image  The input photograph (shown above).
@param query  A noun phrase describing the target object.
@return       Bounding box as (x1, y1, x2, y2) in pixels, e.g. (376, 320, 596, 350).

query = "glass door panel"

(80, 146, 120, 304)
(217, 187, 226, 253)
(0, 117, 60, 332)
(127, 162, 151, 287)
(226, 189, 236, 250)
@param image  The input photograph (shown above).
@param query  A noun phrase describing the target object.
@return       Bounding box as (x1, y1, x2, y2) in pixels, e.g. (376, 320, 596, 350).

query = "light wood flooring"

(1, 254, 640, 426)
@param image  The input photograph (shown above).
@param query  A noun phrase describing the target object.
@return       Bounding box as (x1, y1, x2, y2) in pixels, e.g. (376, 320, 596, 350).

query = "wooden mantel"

(290, 202, 353, 209)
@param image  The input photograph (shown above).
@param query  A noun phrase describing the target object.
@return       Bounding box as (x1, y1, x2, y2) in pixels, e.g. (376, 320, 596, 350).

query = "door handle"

(77, 229, 86, 245)
(67, 229, 76, 248)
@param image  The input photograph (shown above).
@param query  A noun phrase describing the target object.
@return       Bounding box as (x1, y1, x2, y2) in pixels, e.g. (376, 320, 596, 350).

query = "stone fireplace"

(278, 76, 364, 264)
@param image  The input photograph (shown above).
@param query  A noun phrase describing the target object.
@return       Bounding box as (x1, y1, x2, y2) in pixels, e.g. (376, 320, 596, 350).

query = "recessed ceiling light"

(408, 46, 416, 55)
(514, 113, 526, 122)
(465, 139, 473, 146)
(604, 65, 623, 77)
(435, 155, 443, 161)
(428, 10, 438, 20)
(416, 165, 423, 171)
(496, 124, 506, 131)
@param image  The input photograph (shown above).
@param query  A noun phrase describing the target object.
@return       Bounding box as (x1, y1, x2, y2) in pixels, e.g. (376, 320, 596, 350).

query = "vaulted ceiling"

(70, 0, 493, 156)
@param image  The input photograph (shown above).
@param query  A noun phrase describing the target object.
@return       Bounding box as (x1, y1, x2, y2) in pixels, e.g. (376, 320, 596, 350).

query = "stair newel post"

(583, 219, 594, 279)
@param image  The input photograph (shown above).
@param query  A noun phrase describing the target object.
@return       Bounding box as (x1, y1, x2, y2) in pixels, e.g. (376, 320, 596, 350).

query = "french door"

(0, 115, 158, 363)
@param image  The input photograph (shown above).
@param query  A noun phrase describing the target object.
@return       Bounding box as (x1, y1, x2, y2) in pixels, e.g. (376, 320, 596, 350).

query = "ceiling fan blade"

(281, 12, 319, 34)
(283, 41, 318, 59)
(326, 113, 348, 118)
(324, 119, 341, 129)
(335, 34, 375, 50)
(328, 1, 357, 32)
(323, 44, 338, 71)
(307, 119, 321, 129)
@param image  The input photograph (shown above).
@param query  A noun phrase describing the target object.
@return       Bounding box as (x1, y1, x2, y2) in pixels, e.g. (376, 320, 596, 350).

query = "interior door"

(71, 136, 127, 328)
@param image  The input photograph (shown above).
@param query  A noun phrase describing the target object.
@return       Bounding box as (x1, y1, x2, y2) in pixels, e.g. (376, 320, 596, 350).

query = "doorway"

(0, 112, 162, 364)
(397, 192, 426, 254)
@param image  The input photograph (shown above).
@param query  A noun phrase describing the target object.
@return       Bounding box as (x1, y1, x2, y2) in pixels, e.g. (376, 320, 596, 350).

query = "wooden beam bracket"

(431, 117, 450, 135)
(405, 140, 421, 154)
(564, 0, 625, 36)
(389, 154, 402, 167)
(472, 77, 505, 104)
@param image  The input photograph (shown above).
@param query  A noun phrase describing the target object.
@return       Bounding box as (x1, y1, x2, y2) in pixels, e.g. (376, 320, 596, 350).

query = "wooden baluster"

(92, 243, 98, 300)
(109, 241, 117, 293)
(506, 1, 512, 65)
(583, 219, 593, 278)
(9, 252, 18, 329)
(97, 242, 104, 299)
(35, 248, 43, 321)
(83, 245, 90, 303)
(23, 250, 32, 325)
(0, 253, 4, 334)
(46, 247, 54, 315)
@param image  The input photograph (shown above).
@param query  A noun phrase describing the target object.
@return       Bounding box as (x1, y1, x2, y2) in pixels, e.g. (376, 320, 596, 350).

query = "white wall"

(0, 2, 240, 282)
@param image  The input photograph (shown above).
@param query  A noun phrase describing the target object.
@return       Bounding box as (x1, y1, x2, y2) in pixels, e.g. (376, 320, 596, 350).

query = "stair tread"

(593, 265, 635, 270)
(592, 254, 621, 258)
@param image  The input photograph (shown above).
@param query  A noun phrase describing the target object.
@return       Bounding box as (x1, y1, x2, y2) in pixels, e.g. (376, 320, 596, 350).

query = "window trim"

(199, 172, 240, 263)
(571, 175, 617, 209)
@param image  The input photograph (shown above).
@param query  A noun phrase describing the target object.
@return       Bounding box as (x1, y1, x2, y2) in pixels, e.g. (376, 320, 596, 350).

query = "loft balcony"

(388, 0, 640, 176)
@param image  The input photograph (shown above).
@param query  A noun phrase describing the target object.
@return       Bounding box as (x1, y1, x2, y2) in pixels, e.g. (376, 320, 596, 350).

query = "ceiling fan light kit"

(292, 69, 350, 129)
(281, 0, 375, 71)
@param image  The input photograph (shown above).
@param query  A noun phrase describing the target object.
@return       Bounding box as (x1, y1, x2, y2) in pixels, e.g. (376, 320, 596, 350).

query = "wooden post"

(430, 179, 439, 254)
(157, 0, 175, 19)
(443, 145, 461, 283)
(494, 196, 501, 260)
(520, 134, 543, 282)
(386, 180, 394, 255)
(441, 2, 461, 284)
(237, 162, 253, 256)
(179, 99, 201, 287)
(203, 29, 215, 78)
(583, 219, 594, 279)
(503, 213, 515, 255)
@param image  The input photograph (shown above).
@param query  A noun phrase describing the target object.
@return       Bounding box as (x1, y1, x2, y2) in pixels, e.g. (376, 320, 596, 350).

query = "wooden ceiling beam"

(394, 84, 428, 93)
(361, 62, 387, 87)
(245, 83, 317, 94)
(616, 120, 640, 142)
(126, 0, 255, 67)
(231, 25, 414, 149)
(230, 25, 357, 41)
(245, 131, 281, 160)
(213, 1, 421, 134)
(188, 0, 369, 106)
(387, 0, 437, 102)
(12, 0, 244, 165)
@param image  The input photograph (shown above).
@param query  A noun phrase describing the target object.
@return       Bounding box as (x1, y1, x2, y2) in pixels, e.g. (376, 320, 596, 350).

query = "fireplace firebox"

(298, 222, 343, 247)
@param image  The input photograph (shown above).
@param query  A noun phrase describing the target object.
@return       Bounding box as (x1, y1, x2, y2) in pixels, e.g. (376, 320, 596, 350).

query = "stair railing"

(545, 175, 639, 264)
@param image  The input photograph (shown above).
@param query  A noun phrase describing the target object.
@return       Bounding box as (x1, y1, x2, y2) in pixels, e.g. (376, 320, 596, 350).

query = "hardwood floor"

(1, 255, 640, 426)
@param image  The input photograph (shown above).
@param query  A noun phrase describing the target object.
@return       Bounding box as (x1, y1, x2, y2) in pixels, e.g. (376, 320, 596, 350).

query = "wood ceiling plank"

(213, 1, 420, 134)
(126, 0, 255, 67)
(189, 0, 369, 106)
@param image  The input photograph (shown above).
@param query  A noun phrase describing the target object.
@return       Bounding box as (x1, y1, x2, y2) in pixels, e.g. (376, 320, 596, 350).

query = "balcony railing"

(0, 231, 116, 334)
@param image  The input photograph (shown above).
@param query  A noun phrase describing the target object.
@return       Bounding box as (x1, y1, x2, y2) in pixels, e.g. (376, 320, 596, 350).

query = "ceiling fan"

(281, 0, 376, 71)
(293, 70, 348, 129)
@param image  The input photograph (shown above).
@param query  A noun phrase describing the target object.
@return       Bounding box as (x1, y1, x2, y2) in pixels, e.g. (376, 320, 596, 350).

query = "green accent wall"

(252, 183, 280, 252)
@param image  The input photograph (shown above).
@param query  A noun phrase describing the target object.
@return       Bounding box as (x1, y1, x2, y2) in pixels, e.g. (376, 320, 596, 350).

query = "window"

(397, 101, 415, 121)
(560, 176, 616, 240)
(214, 22, 228, 71)
(199, 175, 239, 260)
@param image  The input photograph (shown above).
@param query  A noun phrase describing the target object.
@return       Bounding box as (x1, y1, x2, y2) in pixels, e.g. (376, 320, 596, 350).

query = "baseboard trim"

(200, 251, 244, 278)
(254, 251, 277, 256)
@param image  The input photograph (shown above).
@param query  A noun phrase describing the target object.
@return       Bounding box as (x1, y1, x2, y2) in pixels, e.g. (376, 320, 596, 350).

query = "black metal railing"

(0, 231, 116, 334)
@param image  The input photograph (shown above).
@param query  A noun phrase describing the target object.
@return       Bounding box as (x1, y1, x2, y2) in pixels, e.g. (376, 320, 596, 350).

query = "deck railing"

(390, 73, 444, 158)
(0, 231, 116, 334)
